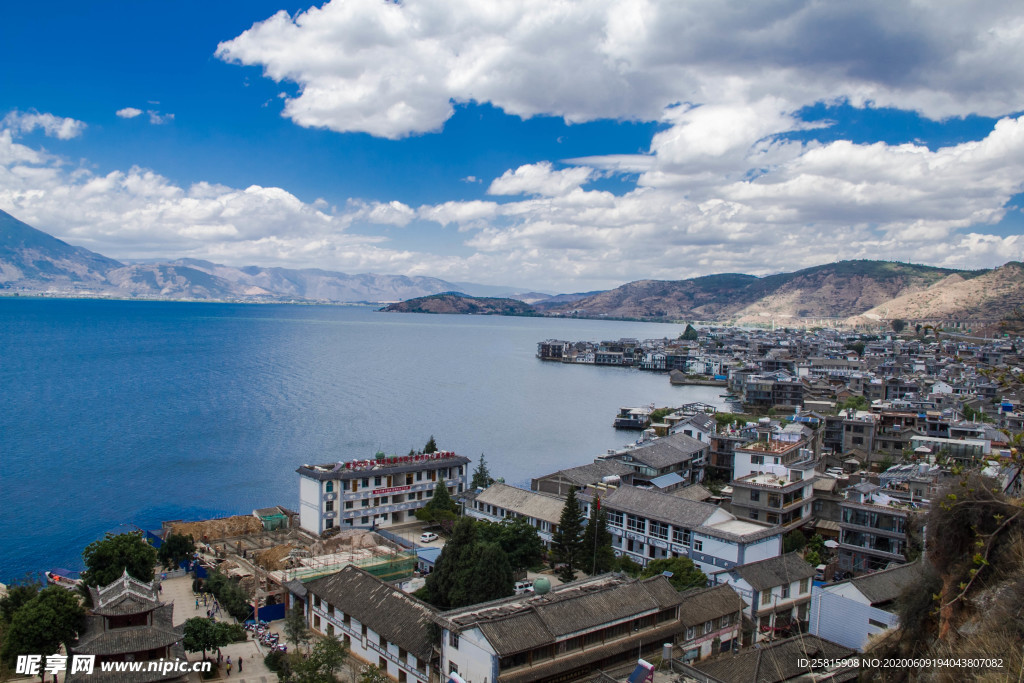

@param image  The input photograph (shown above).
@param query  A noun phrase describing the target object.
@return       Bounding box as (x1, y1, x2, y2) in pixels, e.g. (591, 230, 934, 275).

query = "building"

(729, 446, 816, 531)
(305, 565, 438, 683)
(68, 570, 185, 683)
(440, 574, 697, 683)
(465, 483, 565, 547)
(296, 451, 470, 534)
(732, 438, 809, 481)
(598, 432, 709, 486)
(685, 634, 857, 682)
(809, 561, 923, 651)
(711, 552, 816, 643)
(579, 485, 782, 575)
(530, 461, 634, 497)
(838, 483, 913, 573)
(676, 584, 747, 662)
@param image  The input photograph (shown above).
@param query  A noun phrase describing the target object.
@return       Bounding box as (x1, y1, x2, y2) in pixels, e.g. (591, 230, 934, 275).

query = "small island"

(381, 292, 539, 316)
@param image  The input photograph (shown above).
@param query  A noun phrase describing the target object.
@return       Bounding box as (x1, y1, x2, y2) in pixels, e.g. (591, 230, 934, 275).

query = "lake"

(0, 298, 725, 580)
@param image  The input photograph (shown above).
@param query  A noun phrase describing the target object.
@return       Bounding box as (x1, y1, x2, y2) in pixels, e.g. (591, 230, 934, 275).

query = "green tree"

(283, 603, 311, 650)
(1, 587, 86, 667)
(783, 530, 807, 554)
(640, 557, 707, 592)
(471, 453, 494, 489)
(844, 341, 865, 356)
(804, 549, 822, 567)
(157, 533, 195, 570)
(552, 486, 584, 582)
(81, 532, 158, 588)
(182, 617, 229, 661)
(287, 636, 349, 683)
(203, 569, 252, 621)
(0, 576, 42, 623)
(424, 517, 478, 609)
(359, 664, 389, 683)
(466, 543, 515, 605)
(837, 395, 870, 412)
(580, 499, 615, 575)
(489, 517, 544, 571)
(680, 324, 699, 341)
(891, 318, 907, 333)
(611, 555, 643, 576)
(423, 436, 438, 453)
(416, 481, 460, 523)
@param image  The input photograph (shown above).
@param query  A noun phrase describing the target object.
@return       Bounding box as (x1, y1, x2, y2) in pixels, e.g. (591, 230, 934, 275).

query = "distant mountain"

(546, 261, 1004, 323)
(381, 293, 539, 316)
(0, 210, 516, 303)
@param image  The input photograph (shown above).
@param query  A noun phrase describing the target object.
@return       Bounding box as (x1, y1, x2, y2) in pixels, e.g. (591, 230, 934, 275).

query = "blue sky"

(2, 1, 1023, 292)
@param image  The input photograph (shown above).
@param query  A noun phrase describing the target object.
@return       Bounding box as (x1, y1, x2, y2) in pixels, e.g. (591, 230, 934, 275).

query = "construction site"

(161, 507, 417, 611)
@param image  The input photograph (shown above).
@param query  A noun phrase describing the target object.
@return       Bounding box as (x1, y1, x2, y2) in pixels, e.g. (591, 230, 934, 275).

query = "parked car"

(420, 532, 439, 543)
(514, 580, 534, 595)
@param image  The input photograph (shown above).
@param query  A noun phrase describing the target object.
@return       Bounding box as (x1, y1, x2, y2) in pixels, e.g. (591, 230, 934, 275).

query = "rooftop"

(737, 439, 803, 454)
(297, 451, 470, 480)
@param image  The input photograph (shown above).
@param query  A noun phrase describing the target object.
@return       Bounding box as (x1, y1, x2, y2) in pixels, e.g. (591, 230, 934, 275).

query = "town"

(2, 324, 1022, 683)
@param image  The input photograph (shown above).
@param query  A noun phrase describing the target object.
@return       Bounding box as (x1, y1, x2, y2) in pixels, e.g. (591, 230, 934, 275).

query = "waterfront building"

(710, 552, 816, 644)
(439, 573, 706, 683)
(305, 565, 438, 683)
(579, 485, 782, 574)
(530, 460, 634, 496)
(67, 570, 185, 683)
(296, 451, 470, 534)
(809, 560, 923, 651)
(597, 432, 709, 486)
(465, 482, 564, 547)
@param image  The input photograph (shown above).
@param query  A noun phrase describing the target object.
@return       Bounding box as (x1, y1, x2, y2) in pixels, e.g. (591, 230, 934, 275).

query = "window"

(750, 490, 760, 502)
(781, 585, 790, 599)
(362, 624, 368, 638)
(685, 626, 695, 641)
(325, 518, 334, 529)
(416, 471, 423, 481)
(704, 620, 713, 634)
(749, 510, 759, 520)
(380, 633, 386, 647)
(608, 511, 623, 527)
(345, 501, 353, 509)
(326, 481, 334, 493)
(325, 501, 334, 512)
(751, 455, 764, 465)
(868, 618, 888, 629)
(449, 632, 459, 650)
(761, 589, 771, 606)
(799, 578, 810, 594)
(313, 596, 321, 608)
(361, 516, 369, 524)
(374, 476, 382, 486)
(650, 521, 669, 540)
(361, 499, 369, 508)
(693, 539, 703, 552)
(626, 515, 645, 533)
(362, 478, 369, 488)
(313, 615, 320, 629)
(720, 613, 732, 627)
(672, 528, 690, 545)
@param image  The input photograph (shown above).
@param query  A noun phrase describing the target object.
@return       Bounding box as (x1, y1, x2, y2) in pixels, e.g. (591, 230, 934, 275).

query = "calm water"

(0, 298, 725, 581)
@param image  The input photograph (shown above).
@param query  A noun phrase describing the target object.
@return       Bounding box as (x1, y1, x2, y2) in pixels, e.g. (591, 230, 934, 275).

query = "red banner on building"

(371, 485, 412, 495)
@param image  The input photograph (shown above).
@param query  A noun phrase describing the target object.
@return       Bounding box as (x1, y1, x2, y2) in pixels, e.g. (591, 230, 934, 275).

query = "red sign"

(371, 485, 411, 495)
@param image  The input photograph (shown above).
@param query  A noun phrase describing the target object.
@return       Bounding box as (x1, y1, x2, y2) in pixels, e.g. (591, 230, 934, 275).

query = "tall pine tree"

(423, 436, 438, 453)
(552, 486, 584, 583)
(466, 542, 514, 605)
(581, 497, 615, 575)
(471, 453, 493, 489)
(424, 517, 477, 609)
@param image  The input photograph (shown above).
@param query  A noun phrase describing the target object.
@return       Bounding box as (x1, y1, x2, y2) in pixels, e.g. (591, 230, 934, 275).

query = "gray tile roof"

(728, 552, 815, 591)
(74, 605, 182, 656)
(691, 634, 856, 683)
(67, 642, 187, 683)
(598, 485, 718, 529)
(623, 433, 708, 469)
(552, 460, 634, 485)
(671, 484, 713, 502)
(89, 570, 162, 616)
(844, 560, 923, 605)
(473, 483, 565, 525)
(306, 565, 439, 661)
(444, 574, 683, 657)
(677, 584, 747, 628)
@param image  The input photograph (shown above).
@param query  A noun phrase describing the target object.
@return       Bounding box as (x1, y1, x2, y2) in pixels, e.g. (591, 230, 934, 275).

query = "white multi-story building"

(296, 451, 470, 534)
(305, 565, 437, 683)
(711, 552, 816, 643)
(579, 485, 782, 575)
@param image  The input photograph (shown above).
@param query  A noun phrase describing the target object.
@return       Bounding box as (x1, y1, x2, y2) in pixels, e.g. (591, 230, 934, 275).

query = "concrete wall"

(809, 586, 899, 651)
(299, 476, 321, 534)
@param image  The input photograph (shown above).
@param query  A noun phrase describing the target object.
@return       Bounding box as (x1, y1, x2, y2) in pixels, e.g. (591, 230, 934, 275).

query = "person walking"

(237, 658, 242, 673)
(225, 661, 231, 677)
(195, 597, 199, 610)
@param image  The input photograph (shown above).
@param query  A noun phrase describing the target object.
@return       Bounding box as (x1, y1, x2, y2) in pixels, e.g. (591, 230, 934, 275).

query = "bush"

(264, 649, 287, 673)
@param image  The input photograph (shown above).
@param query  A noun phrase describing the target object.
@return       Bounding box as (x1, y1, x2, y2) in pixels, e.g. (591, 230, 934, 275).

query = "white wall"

(299, 476, 322, 534)
(443, 627, 497, 683)
(809, 586, 899, 651)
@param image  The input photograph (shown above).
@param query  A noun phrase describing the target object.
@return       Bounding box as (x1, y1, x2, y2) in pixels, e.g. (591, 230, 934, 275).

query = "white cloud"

(218, 0, 1024, 139)
(147, 110, 175, 125)
(2, 110, 86, 140)
(487, 162, 594, 197)
(116, 107, 143, 119)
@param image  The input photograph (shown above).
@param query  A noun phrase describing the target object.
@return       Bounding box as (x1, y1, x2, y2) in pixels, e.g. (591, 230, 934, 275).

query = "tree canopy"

(423, 517, 515, 609)
(285, 636, 349, 683)
(415, 481, 460, 524)
(0, 576, 42, 624)
(679, 324, 699, 341)
(157, 533, 195, 570)
(552, 486, 584, 582)
(580, 498, 615, 575)
(471, 453, 494, 489)
(1, 586, 86, 665)
(182, 617, 232, 660)
(639, 557, 708, 592)
(423, 436, 438, 453)
(81, 532, 158, 588)
(477, 517, 544, 571)
(283, 603, 311, 650)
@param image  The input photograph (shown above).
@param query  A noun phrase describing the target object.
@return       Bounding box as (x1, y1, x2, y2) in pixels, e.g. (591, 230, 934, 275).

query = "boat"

(45, 569, 82, 590)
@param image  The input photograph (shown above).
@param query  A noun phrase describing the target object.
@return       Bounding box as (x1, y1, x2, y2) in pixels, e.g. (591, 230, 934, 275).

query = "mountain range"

(2, 208, 1022, 327)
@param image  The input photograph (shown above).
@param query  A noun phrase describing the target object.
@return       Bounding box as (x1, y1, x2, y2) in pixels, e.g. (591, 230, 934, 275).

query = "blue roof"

(416, 547, 442, 562)
(649, 472, 686, 488)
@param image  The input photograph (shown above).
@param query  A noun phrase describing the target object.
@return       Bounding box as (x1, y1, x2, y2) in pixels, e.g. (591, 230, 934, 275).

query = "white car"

(420, 532, 439, 543)
(514, 580, 534, 595)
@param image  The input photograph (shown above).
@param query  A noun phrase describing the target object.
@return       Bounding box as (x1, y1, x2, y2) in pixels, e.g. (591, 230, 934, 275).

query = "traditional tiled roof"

(305, 565, 439, 661)
(443, 574, 683, 657)
(74, 605, 181, 655)
(549, 461, 634, 485)
(725, 552, 815, 591)
(691, 634, 857, 683)
(671, 484, 713, 502)
(623, 433, 707, 469)
(843, 560, 922, 605)
(89, 569, 161, 616)
(595, 486, 717, 529)
(473, 483, 565, 525)
(66, 642, 187, 683)
(677, 584, 747, 628)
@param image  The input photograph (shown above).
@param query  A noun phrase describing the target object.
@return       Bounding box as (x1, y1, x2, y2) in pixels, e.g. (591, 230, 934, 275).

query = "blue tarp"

(255, 602, 286, 622)
(145, 531, 163, 548)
